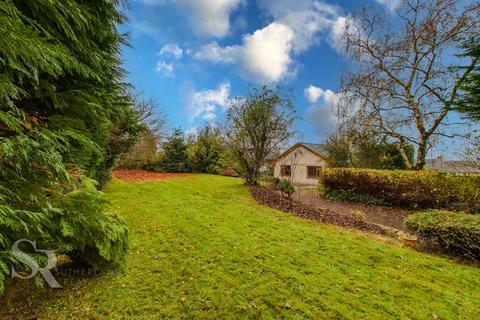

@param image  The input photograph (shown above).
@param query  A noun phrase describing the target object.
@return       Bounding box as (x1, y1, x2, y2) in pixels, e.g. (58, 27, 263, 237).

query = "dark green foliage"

(278, 179, 295, 197)
(406, 211, 480, 260)
(320, 168, 480, 213)
(189, 126, 224, 174)
(0, 0, 140, 292)
(161, 128, 191, 173)
(353, 136, 414, 170)
(456, 35, 480, 121)
(324, 129, 414, 170)
(324, 134, 351, 168)
(53, 179, 129, 269)
(324, 189, 387, 206)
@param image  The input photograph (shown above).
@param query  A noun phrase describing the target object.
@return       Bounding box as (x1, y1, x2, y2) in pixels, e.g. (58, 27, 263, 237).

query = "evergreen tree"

(324, 133, 352, 168)
(161, 128, 190, 172)
(456, 35, 480, 121)
(0, 0, 141, 291)
(189, 125, 224, 173)
(325, 128, 414, 170)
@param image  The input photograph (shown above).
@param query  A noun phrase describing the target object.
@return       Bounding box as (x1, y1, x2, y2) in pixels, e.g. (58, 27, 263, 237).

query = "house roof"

(271, 142, 327, 163)
(302, 143, 328, 157)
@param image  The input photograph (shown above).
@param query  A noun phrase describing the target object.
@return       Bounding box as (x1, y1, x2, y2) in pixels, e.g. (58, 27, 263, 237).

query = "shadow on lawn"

(0, 263, 120, 319)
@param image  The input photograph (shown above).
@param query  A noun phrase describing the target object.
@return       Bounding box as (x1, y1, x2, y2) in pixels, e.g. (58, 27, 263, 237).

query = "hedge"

(319, 168, 480, 213)
(406, 211, 480, 259)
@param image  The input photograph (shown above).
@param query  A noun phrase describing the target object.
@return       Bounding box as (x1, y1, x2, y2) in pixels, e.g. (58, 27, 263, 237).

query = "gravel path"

(292, 187, 412, 230)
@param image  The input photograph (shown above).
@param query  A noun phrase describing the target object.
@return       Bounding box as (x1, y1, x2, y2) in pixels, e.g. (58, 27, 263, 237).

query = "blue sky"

(119, 0, 404, 142)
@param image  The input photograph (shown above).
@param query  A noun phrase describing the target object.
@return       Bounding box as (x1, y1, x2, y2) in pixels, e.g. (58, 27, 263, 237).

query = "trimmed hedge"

(319, 168, 480, 213)
(406, 211, 480, 259)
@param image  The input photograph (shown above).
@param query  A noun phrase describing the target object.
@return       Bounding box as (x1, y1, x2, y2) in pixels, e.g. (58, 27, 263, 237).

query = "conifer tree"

(190, 125, 224, 173)
(0, 0, 141, 291)
(457, 36, 480, 121)
(161, 128, 191, 172)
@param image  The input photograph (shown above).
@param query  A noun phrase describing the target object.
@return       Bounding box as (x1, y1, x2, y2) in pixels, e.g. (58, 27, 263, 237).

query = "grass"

(1, 175, 480, 319)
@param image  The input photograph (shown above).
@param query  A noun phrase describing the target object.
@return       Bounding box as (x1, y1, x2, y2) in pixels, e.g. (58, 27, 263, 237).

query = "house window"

(307, 166, 322, 178)
(280, 165, 291, 177)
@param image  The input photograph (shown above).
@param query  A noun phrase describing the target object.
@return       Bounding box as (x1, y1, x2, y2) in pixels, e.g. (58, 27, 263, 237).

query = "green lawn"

(2, 175, 480, 319)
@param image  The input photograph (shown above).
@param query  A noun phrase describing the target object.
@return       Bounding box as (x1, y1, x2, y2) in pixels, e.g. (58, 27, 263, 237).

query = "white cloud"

(331, 15, 371, 56)
(257, 0, 339, 53)
(194, 22, 295, 83)
(191, 1, 362, 82)
(159, 43, 183, 58)
(305, 87, 353, 136)
(257, 1, 367, 55)
(240, 23, 294, 82)
(305, 85, 324, 103)
(329, 16, 350, 53)
(186, 82, 231, 121)
(139, 0, 242, 38)
(155, 61, 174, 77)
(374, 0, 401, 11)
(192, 42, 237, 64)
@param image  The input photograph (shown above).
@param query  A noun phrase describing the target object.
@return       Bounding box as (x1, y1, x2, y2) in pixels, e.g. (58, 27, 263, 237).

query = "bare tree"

(117, 92, 168, 168)
(278, 148, 302, 185)
(343, 0, 480, 169)
(464, 138, 480, 171)
(132, 92, 167, 138)
(225, 85, 297, 185)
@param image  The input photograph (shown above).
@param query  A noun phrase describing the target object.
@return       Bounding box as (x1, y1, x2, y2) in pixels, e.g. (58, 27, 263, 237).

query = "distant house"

(425, 157, 480, 176)
(272, 143, 327, 185)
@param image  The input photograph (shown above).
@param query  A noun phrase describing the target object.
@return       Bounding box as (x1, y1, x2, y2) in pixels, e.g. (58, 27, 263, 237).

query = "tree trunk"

(414, 142, 428, 170)
(397, 139, 413, 169)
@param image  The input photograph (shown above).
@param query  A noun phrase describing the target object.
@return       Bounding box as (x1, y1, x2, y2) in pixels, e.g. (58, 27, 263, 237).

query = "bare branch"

(341, 0, 480, 169)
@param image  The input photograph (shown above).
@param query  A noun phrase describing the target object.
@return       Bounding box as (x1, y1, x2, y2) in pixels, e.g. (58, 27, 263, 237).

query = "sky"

(119, 0, 461, 155)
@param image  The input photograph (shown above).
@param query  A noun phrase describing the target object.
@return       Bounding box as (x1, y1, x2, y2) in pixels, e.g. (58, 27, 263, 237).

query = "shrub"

(0, 176, 128, 293)
(189, 125, 225, 174)
(319, 168, 480, 213)
(54, 179, 129, 270)
(406, 211, 480, 259)
(324, 189, 387, 206)
(278, 179, 295, 197)
(351, 209, 367, 221)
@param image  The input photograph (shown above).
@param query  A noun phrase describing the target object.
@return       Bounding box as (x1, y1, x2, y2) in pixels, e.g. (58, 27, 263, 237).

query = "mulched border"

(250, 186, 390, 235)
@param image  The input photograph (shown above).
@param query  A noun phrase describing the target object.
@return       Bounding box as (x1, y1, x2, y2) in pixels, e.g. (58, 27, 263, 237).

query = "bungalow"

(272, 143, 327, 185)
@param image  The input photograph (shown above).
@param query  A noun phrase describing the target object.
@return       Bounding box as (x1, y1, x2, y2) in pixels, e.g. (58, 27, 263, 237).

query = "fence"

(259, 175, 323, 207)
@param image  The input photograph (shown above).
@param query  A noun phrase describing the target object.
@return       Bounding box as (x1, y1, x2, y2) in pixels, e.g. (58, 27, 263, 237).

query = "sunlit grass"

(2, 175, 479, 319)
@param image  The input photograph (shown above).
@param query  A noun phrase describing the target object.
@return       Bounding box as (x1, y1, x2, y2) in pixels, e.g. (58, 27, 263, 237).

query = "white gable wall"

(273, 145, 326, 185)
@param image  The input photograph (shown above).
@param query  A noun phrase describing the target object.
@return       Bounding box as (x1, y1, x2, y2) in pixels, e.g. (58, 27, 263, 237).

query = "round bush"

(406, 210, 480, 259)
(278, 179, 295, 195)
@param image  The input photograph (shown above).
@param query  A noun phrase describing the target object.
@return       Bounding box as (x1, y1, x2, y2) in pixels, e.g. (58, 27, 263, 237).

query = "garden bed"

(250, 186, 389, 235)
(294, 187, 411, 230)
